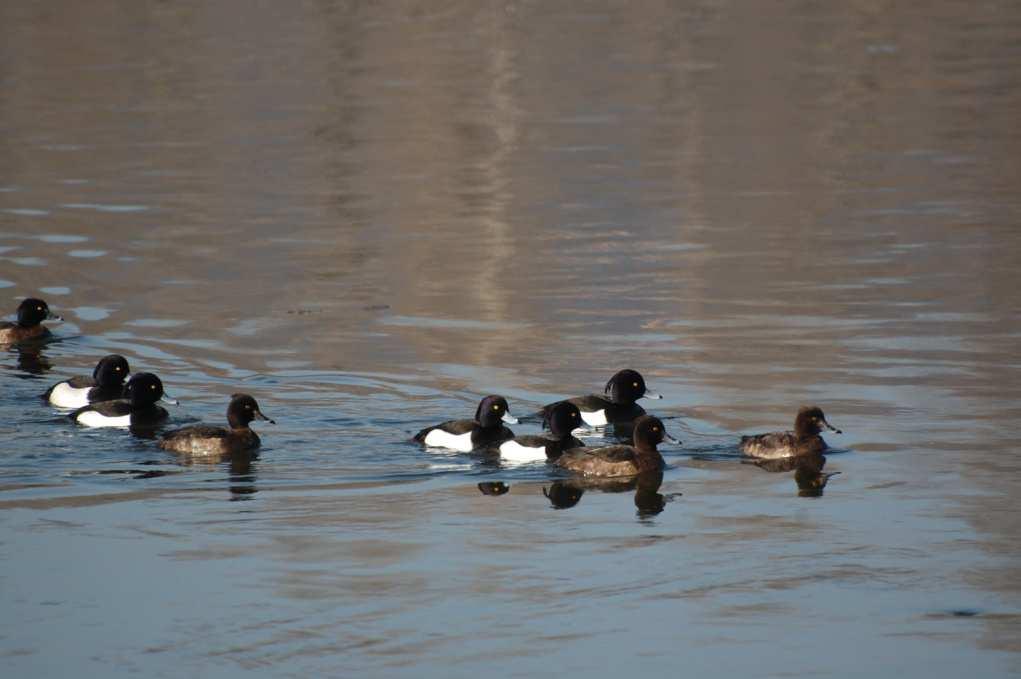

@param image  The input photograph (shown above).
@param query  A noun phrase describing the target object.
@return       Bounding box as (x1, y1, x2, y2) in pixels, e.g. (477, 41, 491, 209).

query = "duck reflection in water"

(477, 481, 510, 496)
(543, 471, 672, 517)
(752, 454, 840, 497)
(227, 453, 258, 500)
(170, 450, 259, 500)
(8, 342, 53, 378)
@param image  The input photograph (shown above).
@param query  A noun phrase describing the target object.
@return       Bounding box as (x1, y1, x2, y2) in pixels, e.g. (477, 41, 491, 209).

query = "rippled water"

(2, 1, 1020, 676)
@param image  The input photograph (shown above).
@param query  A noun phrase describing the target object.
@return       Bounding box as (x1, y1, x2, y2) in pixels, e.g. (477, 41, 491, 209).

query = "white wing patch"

(422, 428, 474, 452)
(580, 409, 608, 427)
(499, 440, 547, 463)
(49, 382, 91, 409)
(76, 410, 131, 428)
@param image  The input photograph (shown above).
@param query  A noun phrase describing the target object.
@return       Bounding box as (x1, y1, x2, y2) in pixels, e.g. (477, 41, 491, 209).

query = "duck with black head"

(70, 372, 177, 428)
(739, 405, 842, 459)
(493, 400, 585, 463)
(0, 298, 62, 344)
(414, 395, 518, 452)
(44, 354, 130, 408)
(555, 415, 678, 477)
(161, 394, 274, 456)
(533, 369, 662, 428)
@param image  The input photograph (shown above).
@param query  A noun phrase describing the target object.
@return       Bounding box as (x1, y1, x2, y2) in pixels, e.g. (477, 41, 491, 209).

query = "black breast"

(130, 405, 169, 426)
(602, 401, 647, 424)
(471, 425, 515, 448)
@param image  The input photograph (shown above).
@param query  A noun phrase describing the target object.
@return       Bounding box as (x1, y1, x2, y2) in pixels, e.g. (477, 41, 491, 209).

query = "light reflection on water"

(2, 0, 1021, 676)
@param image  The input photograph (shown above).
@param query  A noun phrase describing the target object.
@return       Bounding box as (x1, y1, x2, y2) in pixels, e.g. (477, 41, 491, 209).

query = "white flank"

(76, 411, 131, 428)
(499, 440, 546, 463)
(580, 409, 608, 427)
(422, 428, 474, 452)
(49, 382, 91, 409)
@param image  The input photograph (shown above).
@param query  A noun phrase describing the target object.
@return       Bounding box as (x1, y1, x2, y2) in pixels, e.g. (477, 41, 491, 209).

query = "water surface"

(2, 1, 1020, 677)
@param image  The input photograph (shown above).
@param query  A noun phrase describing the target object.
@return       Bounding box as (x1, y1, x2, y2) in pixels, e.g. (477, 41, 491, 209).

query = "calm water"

(2, 1, 1021, 676)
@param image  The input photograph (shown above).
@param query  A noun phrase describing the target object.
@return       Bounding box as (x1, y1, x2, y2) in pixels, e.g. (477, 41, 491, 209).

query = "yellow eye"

(492, 405, 499, 410)
(150, 385, 156, 390)
(37, 307, 43, 311)
(572, 412, 577, 417)
(653, 426, 659, 431)
(115, 367, 121, 371)
(633, 382, 639, 387)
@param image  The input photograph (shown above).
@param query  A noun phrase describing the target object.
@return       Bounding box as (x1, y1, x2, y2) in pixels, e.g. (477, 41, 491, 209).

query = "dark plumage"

(543, 481, 585, 509)
(739, 405, 842, 459)
(555, 415, 677, 477)
(43, 354, 130, 407)
(493, 400, 585, 462)
(534, 369, 662, 427)
(414, 395, 517, 452)
(160, 394, 274, 456)
(543, 470, 667, 516)
(0, 298, 62, 344)
(70, 372, 172, 428)
(752, 452, 841, 497)
(477, 482, 510, 496)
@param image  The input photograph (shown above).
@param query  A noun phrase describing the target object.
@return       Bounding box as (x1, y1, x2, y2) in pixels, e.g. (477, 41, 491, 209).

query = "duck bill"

(822, 419, 842, 434)
(502, 412, 519, 425)
(46, 311, 63, 321)
(663, 433, 681, 445)
(160, 394, 180, 405)
(255, 410, 276, 424)
(642, 391, 663, 400)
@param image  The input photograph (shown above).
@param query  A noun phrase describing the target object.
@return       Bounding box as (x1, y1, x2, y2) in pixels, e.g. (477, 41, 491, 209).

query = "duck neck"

(634, 441, 659, 455)
(794, 425, 819, 442)
(477, 414, 503, 430)
(227, 413, 252, 431)
(634, 446, 663, 471)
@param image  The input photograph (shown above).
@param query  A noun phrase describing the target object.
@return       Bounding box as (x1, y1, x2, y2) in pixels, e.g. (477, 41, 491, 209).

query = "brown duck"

(739, 406, 841, 459)
(554, 415, 677, 477)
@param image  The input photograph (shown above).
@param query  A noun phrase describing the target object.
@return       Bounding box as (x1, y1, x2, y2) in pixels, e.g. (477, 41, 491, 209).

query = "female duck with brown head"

(555, 415, 678, 477)
(739, 406, 842, 459)
(161, 394, 274, 456)
(0, 298, 62, 344)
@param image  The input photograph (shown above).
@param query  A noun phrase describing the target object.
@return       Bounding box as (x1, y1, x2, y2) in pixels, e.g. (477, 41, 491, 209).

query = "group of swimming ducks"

(3, 297, 844, 477)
